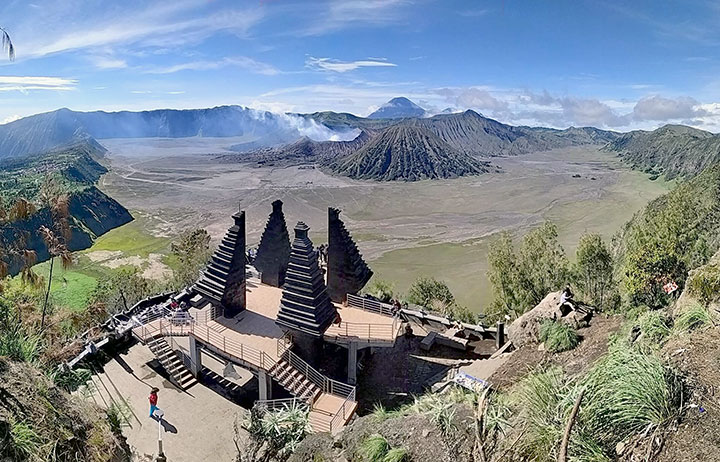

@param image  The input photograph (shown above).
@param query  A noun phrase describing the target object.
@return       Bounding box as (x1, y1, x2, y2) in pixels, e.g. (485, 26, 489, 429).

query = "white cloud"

(632, 95, 707, 121)
(0, 114, 21, 124)
(297, 0, 412, 36)
(92, 56, 127, 69)
(0, 76, 77, 92)
(306, 57, 397, 73)
(143, 57, 279, 75)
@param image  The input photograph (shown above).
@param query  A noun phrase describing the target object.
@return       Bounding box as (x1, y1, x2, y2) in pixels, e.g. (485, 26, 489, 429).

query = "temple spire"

(254, 200, 291, 287)
(327, 207, 373, 303)
(194, 209, 246, 317)
(276, 222, 337, 337)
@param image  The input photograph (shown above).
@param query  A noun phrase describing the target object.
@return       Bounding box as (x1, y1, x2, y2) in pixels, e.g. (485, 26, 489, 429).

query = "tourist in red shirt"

(149, 387, 159, 418)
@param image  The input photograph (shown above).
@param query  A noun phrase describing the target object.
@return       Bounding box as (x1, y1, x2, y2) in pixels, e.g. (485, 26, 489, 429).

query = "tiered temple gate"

(254, 200, 291, 287)
(327, 207, 373, 303)
(194, 206, 246, 317)
(276, 222, 337, 337)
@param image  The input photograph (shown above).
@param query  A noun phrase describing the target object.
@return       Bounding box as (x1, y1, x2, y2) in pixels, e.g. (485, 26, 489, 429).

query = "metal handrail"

(324, 320, 399, 343)
(346, 293, 395, 317)
(254, 397, 308, 413)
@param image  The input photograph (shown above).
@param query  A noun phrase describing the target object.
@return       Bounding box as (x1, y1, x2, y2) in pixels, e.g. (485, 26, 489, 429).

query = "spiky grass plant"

(538, 319, 580, 353)
(636, 310, 672, 344)
(9, 421, 42, 459)
(580, 345, 683, 449)
(674, 303, 713, 332)
(383, 447, 409, 462)
(359, 434, 390, 462)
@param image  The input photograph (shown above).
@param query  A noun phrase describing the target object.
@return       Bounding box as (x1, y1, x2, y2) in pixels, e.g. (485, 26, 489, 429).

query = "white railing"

(324, 318, 400, 344)
(346, 293, 396, 317)
(254, 397, 309, 413)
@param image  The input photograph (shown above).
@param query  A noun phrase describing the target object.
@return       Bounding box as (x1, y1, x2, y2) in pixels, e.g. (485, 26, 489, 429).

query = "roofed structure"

(276, 222, 337, 337)
(194, 206, 246, 317)
(327, 207, 373, 303)
(253, 200, 291, 287)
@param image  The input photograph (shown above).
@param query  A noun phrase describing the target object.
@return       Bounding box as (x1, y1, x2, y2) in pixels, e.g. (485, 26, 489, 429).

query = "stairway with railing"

(132, 304, 357, 434)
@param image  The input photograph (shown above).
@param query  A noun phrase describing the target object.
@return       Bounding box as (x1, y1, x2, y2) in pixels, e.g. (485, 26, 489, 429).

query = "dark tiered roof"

(254, 200, 291, 287)
(276, 222, 337, 337)
(194, 207, 246, 317)
(327, 207, 373, 303)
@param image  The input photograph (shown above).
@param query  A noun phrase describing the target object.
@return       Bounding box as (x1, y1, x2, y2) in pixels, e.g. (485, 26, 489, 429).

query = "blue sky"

(1, 0, 720, 131)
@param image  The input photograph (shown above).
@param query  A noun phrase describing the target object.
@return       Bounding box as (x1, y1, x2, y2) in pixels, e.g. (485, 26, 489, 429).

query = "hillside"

(0, 106, 351, 160)
(605, 124, 720, 179)
(368, 97, 427, 119)
(411, 110, 620, 157)
(326, 125, 491, 181)
(0, 140, 133, 273)
(218, 130, 375, 166)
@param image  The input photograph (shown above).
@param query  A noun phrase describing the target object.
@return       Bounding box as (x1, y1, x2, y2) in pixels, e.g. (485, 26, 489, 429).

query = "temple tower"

(254, 200, 291, 287)
(327, 207, 373, 303)
(276, 222, 337, 337)
(194, 205, 246, 317)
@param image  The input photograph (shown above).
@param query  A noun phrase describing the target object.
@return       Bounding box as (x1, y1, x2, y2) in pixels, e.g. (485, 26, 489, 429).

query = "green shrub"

(581, 345, 683, 450)
(360, 434, 389, 462)
(686, 262, 720, 305)
(383, 447, 409, 462)
(538, 319, 580, 353)
(674, 303, 713, 332)
(49, 367, 91, 392)
(364, 280, 395, 304)
(0, 330, 41, 362)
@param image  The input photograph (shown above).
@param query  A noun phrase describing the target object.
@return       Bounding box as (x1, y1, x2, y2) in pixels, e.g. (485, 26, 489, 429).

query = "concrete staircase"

(268, 360, 322, 402)
(147, 336, 197, 390)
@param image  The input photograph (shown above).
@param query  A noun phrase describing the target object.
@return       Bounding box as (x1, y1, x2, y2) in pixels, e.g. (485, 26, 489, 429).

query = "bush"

(538, 319, 580, 353)
(686, 262, 720, 305)
(7, 421, 42, 460)
(407, 277, 455, 309)
(364, 280, 395, 304)
(383, 447, 409, 462)
(580, 345, 683, 450)
(674, 303, 713, 332)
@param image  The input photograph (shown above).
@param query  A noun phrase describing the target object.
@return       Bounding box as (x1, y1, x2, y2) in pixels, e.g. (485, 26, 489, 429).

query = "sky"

(1, 0, 720, 131)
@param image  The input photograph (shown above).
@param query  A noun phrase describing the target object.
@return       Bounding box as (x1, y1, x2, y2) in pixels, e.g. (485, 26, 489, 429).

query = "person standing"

(149, 387, 159, 418)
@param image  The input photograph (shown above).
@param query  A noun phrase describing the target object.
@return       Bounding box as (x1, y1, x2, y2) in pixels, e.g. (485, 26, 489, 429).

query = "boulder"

(507, 291, 563, 348)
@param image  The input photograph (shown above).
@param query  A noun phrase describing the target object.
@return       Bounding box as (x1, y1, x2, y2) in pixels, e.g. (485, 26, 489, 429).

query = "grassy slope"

(15, 213, 175, 311)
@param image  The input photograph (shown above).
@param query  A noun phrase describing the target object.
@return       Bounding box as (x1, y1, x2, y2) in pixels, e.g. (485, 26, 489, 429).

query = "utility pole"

(155, 409, 167, 462)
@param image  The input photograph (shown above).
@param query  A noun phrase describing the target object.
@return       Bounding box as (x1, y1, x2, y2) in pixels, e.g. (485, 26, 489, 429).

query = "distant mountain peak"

(368, 97, 426, 119)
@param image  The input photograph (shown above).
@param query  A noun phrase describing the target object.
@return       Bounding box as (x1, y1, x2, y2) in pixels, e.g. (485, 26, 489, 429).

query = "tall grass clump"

(359, 434, 390, 462)
(0, 330, 41, 363)
(505, 366, 608, 462)
(636, 310, 672, 344)
(581, 345, 683, 450)
(383, 447, 409, 462)
(538, 319, 580, 353)
(8, 421, 42, 459)
(674, 303, 713, 332)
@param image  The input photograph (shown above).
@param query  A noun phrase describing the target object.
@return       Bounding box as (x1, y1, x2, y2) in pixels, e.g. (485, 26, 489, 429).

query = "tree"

(92, 267, 154, 314)
(573, 233, 613, 310)
(486, 222, 569, 322)
(407, 276, 455, 309)
(1, 27, 13, 61)
(486, 232, 522, 321)
(170, 228, 211, 288)
(38, 177, 73, 329)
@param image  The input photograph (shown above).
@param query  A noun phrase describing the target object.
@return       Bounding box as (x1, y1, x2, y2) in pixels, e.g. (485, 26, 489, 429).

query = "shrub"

(538, 319, 580, 353)
(686, 261, 720, 305)
(359, 434, 389, 462)
(364, 280, 395, 304)
(580, 345, 683, 450)
(49, 367, 91, 392)
(674, 303, 713, 332)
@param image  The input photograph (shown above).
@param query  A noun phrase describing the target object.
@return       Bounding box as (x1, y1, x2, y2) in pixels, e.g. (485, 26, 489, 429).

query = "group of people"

(316, 244, 328, 265)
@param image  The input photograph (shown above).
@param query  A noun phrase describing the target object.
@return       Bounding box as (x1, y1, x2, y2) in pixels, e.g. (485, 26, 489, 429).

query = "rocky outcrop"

(254, 200, 291, 287)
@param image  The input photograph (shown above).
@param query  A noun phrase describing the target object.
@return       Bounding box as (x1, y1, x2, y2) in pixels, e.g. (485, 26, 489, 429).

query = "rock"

(422, 429, 430, 438)
(507, 292, 563, 347)
(616, 441, 626, 455)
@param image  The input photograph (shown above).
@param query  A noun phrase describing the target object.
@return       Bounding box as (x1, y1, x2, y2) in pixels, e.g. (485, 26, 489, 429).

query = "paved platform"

(86, 344, 246, 462)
